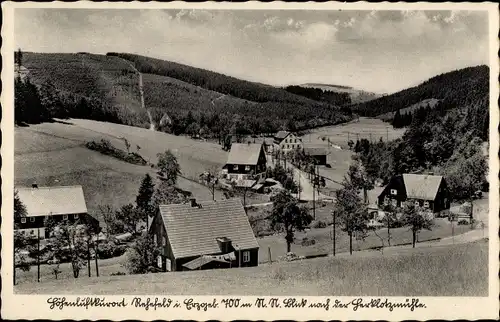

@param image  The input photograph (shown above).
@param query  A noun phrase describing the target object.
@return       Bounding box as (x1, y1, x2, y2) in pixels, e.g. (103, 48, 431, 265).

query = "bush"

(97, 240, 127, 259)
(110, 271, 126, 276)
(458, 219, 470, 225)
(85, 139, 147, 165)
(301, 237, 316, 247)
(311, 220, 327, 229)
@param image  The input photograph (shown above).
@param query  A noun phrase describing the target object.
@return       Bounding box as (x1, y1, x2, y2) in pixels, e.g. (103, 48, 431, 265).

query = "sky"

(14, 8, 489, 94)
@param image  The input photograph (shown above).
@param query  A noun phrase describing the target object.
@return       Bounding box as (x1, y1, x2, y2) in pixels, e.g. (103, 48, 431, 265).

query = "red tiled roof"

(159, 198, 259, 259)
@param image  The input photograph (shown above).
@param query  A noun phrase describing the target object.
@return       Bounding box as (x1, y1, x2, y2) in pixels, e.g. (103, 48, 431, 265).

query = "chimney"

(190, 198, 197, 207)
(32, 182, 38, 189)
(216, 237, 232, 254)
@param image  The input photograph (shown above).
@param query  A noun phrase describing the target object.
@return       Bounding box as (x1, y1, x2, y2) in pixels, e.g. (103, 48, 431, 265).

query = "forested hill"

(352, 65, 489, 117)
(15, 51, 353, 137)
(106, 52, 342, 108)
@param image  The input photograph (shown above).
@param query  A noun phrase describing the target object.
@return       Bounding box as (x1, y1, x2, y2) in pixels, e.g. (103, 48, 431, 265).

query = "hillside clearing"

(15, 241, 488, 296)
(15, 120, 229, 219)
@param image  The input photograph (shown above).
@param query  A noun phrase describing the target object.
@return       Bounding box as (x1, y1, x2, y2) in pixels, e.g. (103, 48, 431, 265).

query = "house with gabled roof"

(148, 198, 259, 272)
(377, 174, 450, 214)
(273, 130, 303, 152)
(303, 144, 329, 165)
(223, 143, 267, 184)
(15, 184, 99, 238)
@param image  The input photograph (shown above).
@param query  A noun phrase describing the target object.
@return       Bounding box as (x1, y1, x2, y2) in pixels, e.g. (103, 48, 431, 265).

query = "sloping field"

(22, 52, 149, 127)
(142, 73, 255, 125)
(16, 241, 488, 296)
(301, 117, 406, 149)
(15, 119, 228, 220)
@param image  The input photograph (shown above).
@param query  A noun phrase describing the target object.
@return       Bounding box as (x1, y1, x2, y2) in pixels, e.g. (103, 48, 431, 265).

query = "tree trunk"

(412, 230, 416, 248)
(72, 261, 80, 278)
(349, 232, 353, 255)
(286, 241, 291, 253)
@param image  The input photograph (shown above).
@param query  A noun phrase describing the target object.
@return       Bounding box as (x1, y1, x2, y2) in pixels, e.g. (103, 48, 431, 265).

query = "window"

(234, 165, 239, 171)
(63, 214, 68, 220)
(245, 165, 250, 171)
(162, 236, 167, 246)
(74, 214, 79, 219)
(153, 234, 157, 246)
(21, 218, 27, 223)
(390, 189, 397, 195)
(414, 200, 420, 207)
(30, 217, 35, 223)
(294, 139, 297, 143)
(423, 201, 430, 208)
(242, 251, 250, 263)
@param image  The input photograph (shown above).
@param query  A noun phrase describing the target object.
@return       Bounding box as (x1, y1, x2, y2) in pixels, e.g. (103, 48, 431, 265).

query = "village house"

(377, 174, 451, 216)
(149, 198, 259, 272)
(15, 184, 99, 238)
(303, 145, 329, 166)
(222, 143, 267, 185)
(273, 131, 303, 152)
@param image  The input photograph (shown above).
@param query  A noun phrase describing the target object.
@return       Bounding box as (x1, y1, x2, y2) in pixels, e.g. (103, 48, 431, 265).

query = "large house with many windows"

(15, 185, 99, 238)
(149, 198, 259, 272)
(273, 131, 303, 152)
(377, 174, 450, 214)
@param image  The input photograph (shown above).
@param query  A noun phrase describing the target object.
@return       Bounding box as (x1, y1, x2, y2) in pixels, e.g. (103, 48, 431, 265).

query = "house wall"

(149, 211, 176, 271)
(278, 134, 303, 151)
(377, 175, 407, 207)
(15, 213, 98, 238)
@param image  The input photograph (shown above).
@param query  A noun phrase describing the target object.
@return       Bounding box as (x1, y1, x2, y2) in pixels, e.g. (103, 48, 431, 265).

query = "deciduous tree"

(156, 150, 181, 185)
(269, 190, 313, 253)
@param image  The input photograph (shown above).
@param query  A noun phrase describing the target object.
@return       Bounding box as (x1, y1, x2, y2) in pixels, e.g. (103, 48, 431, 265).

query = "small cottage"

(223, 143, 267, 184)
(377, 174, 450, 214)
(15, 185, 98, 238)
(303, 145, 329, 165)
(149, 198, 259, 272)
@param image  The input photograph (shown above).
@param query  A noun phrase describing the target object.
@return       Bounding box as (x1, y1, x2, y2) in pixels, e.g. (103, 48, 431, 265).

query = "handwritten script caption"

(47, 297, 426, 312)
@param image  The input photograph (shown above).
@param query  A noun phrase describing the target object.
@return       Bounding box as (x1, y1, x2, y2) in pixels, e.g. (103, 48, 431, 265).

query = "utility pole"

(312, 164, 316, 220)
(387, 212, 391, 246)
(332, 210, 336, 256)
(386, 127, 389, 142)
(37, 228, 40, 283)
(87, 231, 91, 277)
(95, 234, 100, 277)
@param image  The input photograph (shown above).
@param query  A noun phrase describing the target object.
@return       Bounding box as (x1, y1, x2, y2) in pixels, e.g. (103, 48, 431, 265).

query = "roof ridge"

(16, 185, 84, 190)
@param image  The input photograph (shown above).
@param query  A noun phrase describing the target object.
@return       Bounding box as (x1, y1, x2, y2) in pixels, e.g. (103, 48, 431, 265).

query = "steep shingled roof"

(402, 174, 443, 201)
(16, 185, 88, 217)
(274, 131, 290, 141)
(158, 198, 259, 259)
(226, 143, 264, 165)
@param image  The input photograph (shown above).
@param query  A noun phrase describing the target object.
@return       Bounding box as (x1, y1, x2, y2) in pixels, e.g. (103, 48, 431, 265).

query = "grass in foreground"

(15, 241, 488, 296)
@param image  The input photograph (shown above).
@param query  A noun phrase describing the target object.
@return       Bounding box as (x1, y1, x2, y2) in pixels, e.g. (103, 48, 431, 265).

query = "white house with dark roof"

(377, 174, 450, 215)
(273, 131, 303, 152)
(148, 198, 259, 271)
(15, 185, 99, 238)
(223, 143, 267, 184)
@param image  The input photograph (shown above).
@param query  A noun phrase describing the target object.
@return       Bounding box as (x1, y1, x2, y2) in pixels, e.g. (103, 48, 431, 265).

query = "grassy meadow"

(15, 119, 230, 222)
(15, 240, 488, 296)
